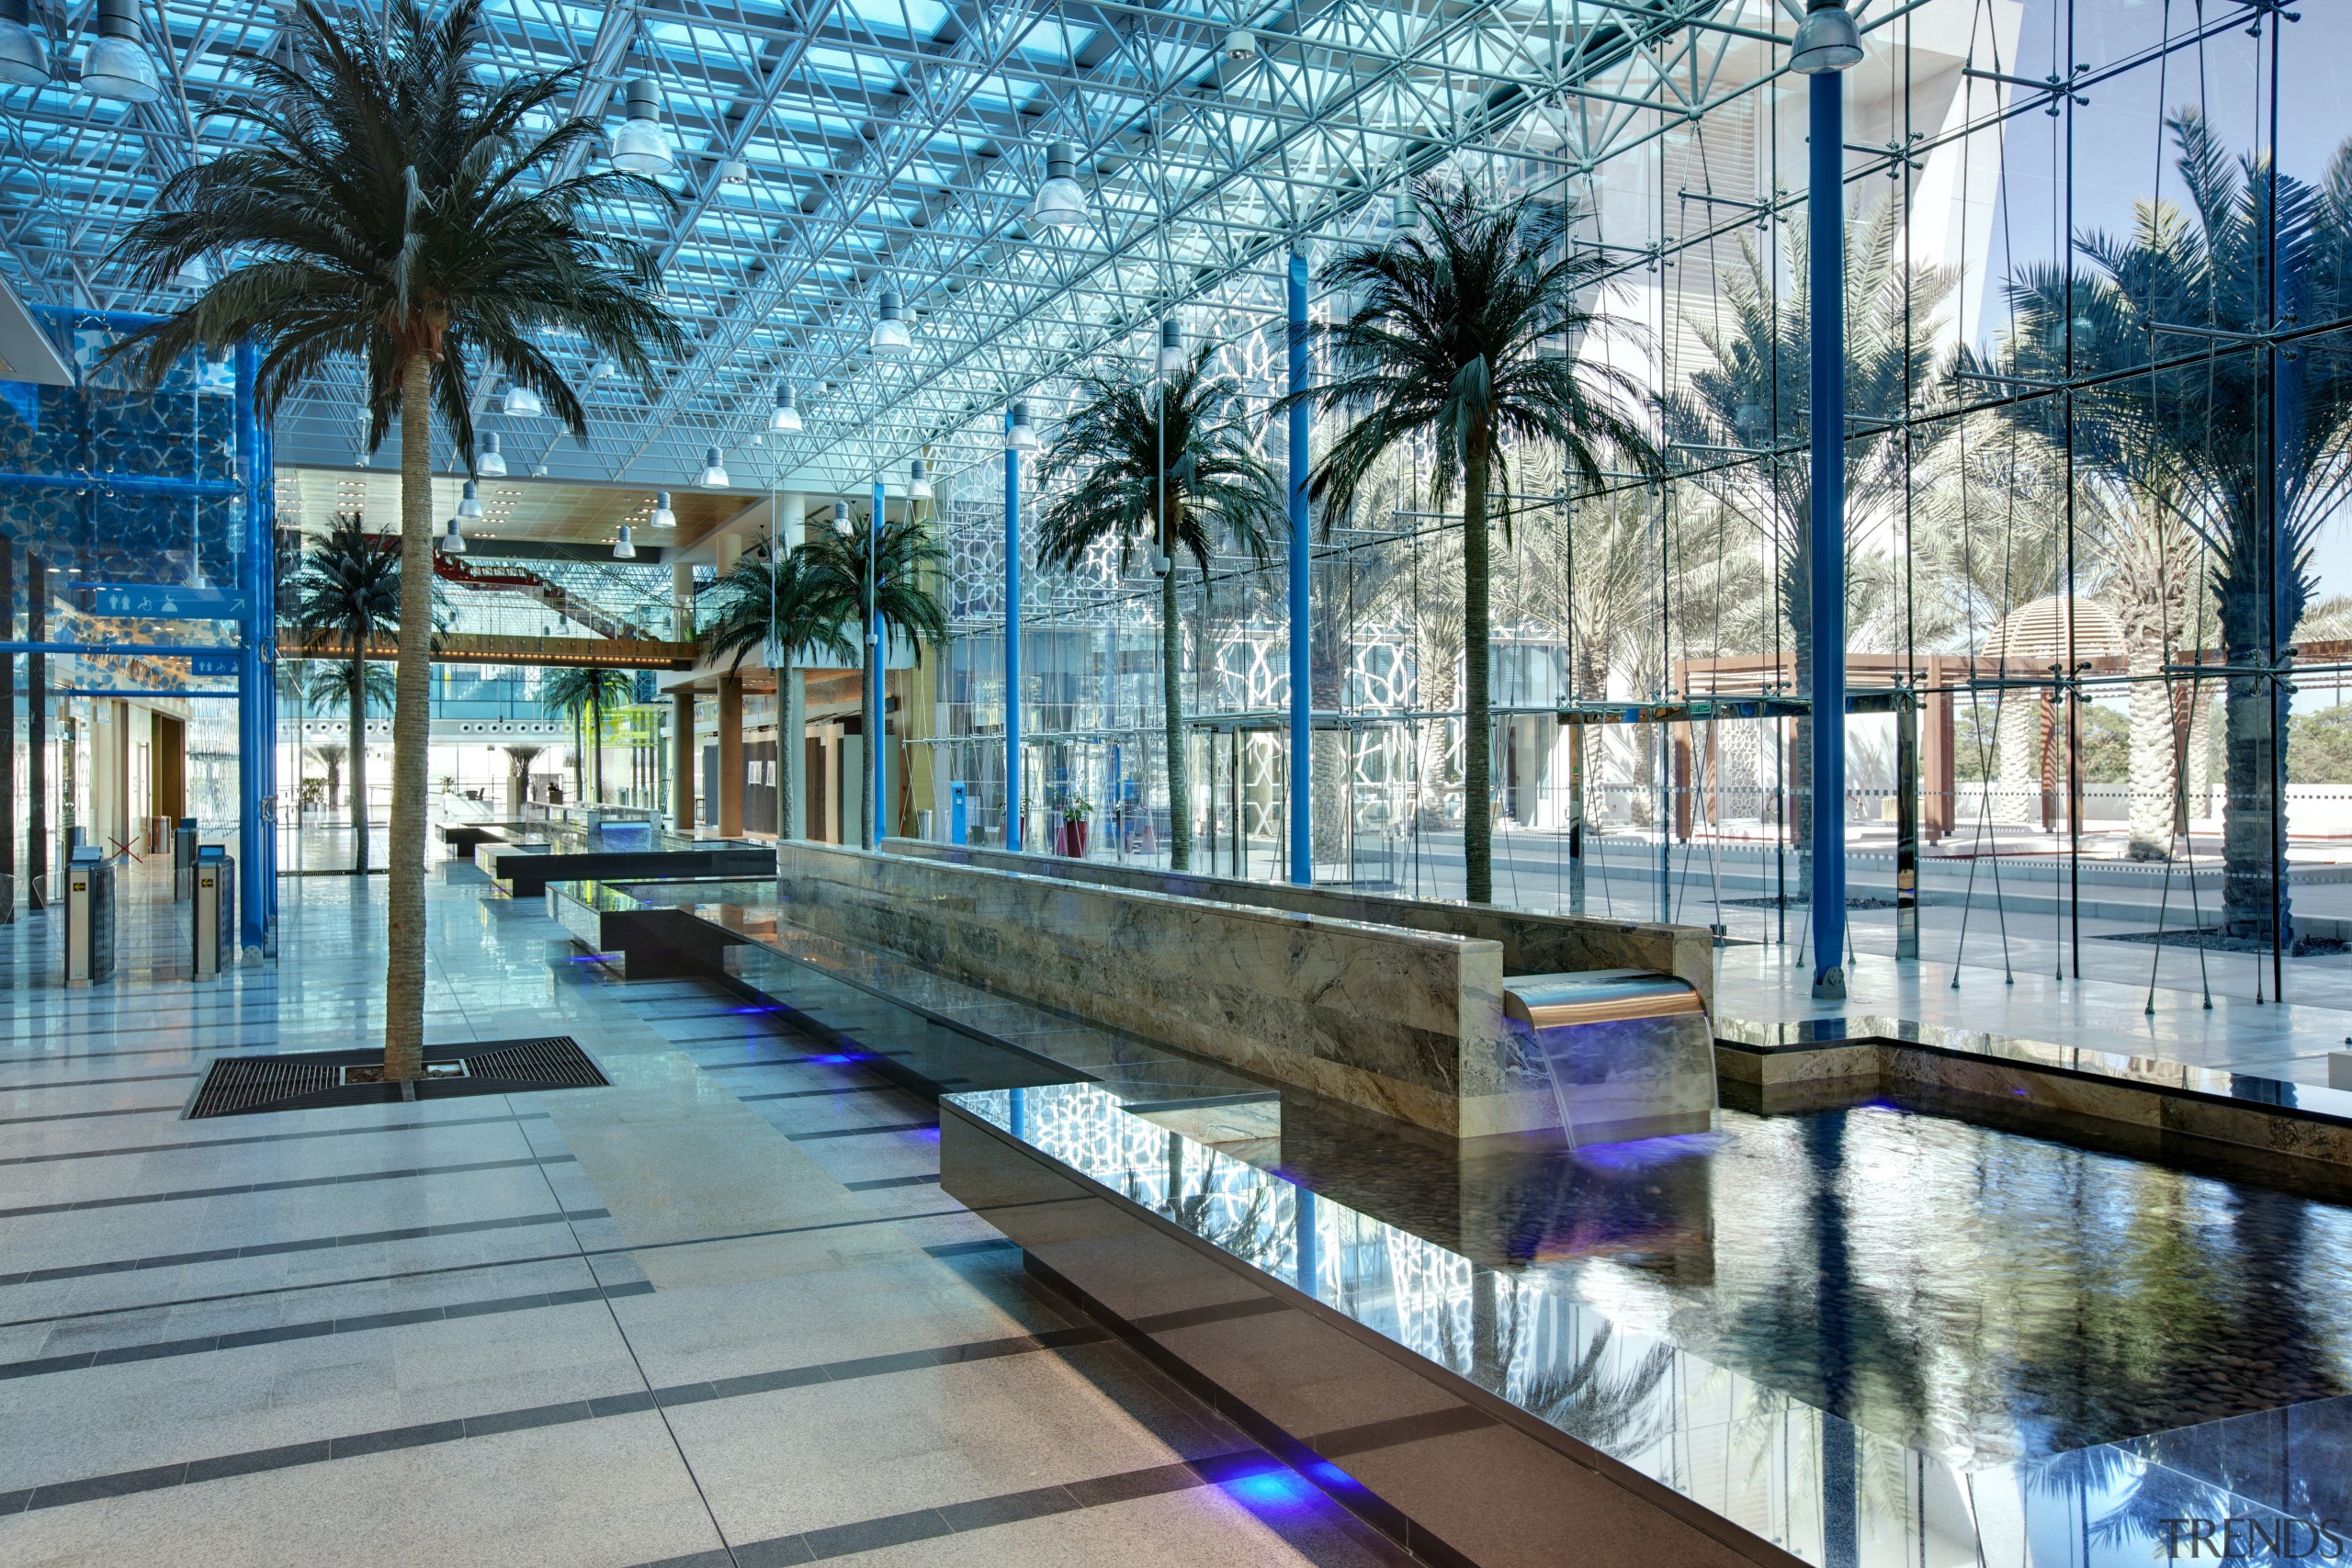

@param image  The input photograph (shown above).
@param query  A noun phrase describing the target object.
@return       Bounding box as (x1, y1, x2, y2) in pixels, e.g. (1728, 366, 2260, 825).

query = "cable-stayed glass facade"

(916, 0, 2352, 1005)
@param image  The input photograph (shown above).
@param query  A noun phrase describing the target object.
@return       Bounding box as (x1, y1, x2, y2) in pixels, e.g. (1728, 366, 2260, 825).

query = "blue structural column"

(868, 478, 887, 847)
(1286, 249, 1313, 886)
(1003, 412, 1023, 852)
(233, 339, 271, 956)
(1807, 66, 1848, 999)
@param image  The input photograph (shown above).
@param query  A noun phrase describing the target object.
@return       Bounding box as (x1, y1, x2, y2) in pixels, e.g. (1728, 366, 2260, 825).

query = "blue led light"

(1217, 1466, 1318, 1511)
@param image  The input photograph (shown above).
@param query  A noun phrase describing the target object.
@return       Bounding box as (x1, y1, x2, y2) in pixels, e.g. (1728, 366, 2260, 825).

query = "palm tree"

(304, 659, 397, 842)
(540, 666, 634, 805)
(697, 545, 856, 840)
(288, 517, 401, 871)
(1038, 344, 1282, 870)
(1284, 177, 1662, 903)
(1664, 196, 1952, 873)
(802, 505, 951, 847)
(101, 0, 683, 1079)
(501, 744, 542, 818)
(310, 744, 346, 812)
(1975, 109, 2352, 938)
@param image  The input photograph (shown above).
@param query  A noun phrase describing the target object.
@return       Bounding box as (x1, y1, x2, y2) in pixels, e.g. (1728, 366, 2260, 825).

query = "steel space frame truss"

(0, 0, 1793, 490)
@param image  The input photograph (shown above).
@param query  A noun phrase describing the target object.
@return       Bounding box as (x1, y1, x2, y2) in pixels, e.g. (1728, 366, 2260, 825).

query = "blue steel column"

(1286, 249, 1313, 886)
(868, 478, 886, 847)
(1807, 68, 1848, 1001)
(233, 339, 269, 956)
(1003, 412, 1023, 852)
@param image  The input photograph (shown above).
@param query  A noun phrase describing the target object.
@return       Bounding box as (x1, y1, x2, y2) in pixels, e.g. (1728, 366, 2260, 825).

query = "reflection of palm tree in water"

(1435, 1271, 1677, 1458)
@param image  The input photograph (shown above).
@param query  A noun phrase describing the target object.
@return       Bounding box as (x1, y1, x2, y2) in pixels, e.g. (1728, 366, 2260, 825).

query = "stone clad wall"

(774, 840, 1543, 1136)
(887, 840, 1715, 1017)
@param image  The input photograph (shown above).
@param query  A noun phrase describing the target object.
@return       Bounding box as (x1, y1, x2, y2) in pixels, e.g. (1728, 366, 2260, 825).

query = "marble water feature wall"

(772, 841, 1719, 1142)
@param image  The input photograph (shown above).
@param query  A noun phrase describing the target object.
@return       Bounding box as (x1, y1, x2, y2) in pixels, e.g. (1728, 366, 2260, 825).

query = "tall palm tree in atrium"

(1287, 178, 1661, 902)
(696, 546, 856, 838)
(101, 0, 683, 1079)
(1974, 109, 2352, 941)
(288, 517, 401, 872)
(1038, 345, 1282, 871)
(802, 506, 951, 845)
(540, 666, 634, 805)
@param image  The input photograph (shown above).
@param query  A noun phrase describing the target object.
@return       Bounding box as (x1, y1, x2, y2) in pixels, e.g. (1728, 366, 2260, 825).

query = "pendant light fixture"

(83, 0, 159, 103)
(1157, 318, 1186, 373)
(441, 507, 468, 554)
(613, 525, 638, 559)
(611, 76, 673, 174)
(871, 289, 910, 356)
(715, 156, 749, 186)
(697, 447, 729, 488)
(832, 499, 854, 538)
(0, 0, 52, 88)
(1788, 0, 1863, 74)
(477, 433, 505, 477)
(500, 378, 544, 418)
(1029, 142, 1088, 229)
(908, 459, 932, 500)
(770, 383, 802, 433)
(650, 490, 676, 529)
(1391, 188, 1418, 230)
(1006, 401, 1038, 450)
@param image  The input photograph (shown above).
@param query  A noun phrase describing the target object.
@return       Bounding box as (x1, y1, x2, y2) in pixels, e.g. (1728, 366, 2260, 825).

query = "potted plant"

(298, 777, 326, 828)
(1058, 794, 1093, 859)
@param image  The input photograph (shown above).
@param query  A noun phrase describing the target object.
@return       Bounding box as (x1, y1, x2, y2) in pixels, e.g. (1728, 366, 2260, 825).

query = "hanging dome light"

(456, 479, 483, 522)
(1157, 318, 1186, 374)
(172, 254, 210, 291)
(501, 378, 544, 418)
(908, 459, 932, 500)
(83, 0, 159, 103)
(1007, 401, 1038, 450)
(589, 355, 618, 379)
(1029, 141, 1088, 230)
(832, 500, 855, 537)
(611, 77, 673, 175)
(441, 506, 468, 554)
(650, 490, 675, 528)
(770, 382, 802, 434)
(697, 447, 729, 488)
(1788, 0, 1863, 74)
(871, 288, 911, 356)
(0, 0, 51, 90)
(715, 156, 749, 186)
(613, 525, 638, 559)
(1223, 28, 1258, 59)
(1390, 189, 1418, 230)
(477, 433, 505, 477)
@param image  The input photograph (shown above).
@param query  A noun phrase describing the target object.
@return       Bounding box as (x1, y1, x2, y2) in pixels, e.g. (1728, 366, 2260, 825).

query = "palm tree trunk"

(347, 647, 368, 872)
(861, 615, 877, 851)
(2125, 640, 2174, 859)
(1463, 440, 1493, 904)
(2222, 676, 2290, 942)
(778, 658, 797, 840)
(571, 709, 583, 802)
(590, 693, 604, 803)
(382, 354, 435, 1082)
(1164, 566, 1187, 872)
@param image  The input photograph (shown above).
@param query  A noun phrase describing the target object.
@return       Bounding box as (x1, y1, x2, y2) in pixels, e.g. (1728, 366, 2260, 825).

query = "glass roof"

(0, 0, 1821, 493)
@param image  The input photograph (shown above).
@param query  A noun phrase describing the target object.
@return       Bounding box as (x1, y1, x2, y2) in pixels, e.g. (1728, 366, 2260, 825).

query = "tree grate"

(187, 1037, 608, 1119)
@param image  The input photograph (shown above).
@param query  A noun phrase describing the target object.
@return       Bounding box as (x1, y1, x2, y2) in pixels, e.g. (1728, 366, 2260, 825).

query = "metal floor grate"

(187, 1037, 608, 1118)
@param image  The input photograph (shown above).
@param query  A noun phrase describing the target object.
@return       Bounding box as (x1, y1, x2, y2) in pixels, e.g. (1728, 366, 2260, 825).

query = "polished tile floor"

(0, 854, 1409, 1568)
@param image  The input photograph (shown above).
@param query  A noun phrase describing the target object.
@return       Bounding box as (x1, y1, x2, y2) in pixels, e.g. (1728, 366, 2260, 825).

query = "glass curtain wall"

(924, 0, 2352, 1006)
